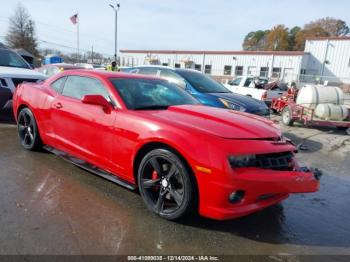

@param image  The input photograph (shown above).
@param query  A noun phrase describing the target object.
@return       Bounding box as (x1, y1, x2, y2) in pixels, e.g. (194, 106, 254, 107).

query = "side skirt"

(43, 145, 137, 191)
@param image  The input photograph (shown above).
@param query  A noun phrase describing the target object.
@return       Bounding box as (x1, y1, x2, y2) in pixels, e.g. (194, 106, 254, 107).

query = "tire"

(281, 107, 294, 126)
(137, 148, 195, 220)
(17, 108, 42, 151)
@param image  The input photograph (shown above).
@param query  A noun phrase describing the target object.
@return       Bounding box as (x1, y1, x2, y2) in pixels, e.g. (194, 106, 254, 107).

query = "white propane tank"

(296, 85, 344, 108)
(315, 104, 349, 121)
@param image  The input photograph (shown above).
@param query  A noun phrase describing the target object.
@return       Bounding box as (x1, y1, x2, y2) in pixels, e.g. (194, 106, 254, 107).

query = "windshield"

(230, 77, 242, 86)
(177, 70, 230, 93)
(110, 78, 199, 110)
(0, 49, 31, 69)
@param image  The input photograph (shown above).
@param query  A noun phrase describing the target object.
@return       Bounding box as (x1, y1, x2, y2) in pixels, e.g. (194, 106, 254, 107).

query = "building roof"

(120, 49, 307, 56)
(306, 36, 350, 41)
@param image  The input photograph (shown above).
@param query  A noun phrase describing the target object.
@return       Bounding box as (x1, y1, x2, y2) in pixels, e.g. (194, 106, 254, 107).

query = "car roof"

(59, 69, 164, 81)
(43, 63, 85, 69)
(175, 68, 202, 74)
(133, 65, 175, 70)
(131, 66, 203, 75)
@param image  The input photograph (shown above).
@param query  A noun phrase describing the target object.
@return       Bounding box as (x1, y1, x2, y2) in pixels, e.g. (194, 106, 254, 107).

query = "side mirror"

(82, 94, 112, 113)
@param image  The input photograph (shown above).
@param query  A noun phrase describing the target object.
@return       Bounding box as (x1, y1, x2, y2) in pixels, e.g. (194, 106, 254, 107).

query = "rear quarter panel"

(13, 82, 55, 144)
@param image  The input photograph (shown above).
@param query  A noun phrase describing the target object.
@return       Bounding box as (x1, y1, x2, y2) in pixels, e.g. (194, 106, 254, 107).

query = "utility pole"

(109, 2, 120, 65)
(91, 46, 94, 64)
(321, 39, 330, 82)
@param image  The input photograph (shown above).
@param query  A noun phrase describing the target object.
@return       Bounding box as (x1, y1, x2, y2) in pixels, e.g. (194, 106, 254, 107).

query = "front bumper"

(197, 167, 321, 220)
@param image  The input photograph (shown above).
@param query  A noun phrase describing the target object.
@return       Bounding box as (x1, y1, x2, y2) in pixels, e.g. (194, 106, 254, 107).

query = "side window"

(62, 76, 109, 100)
(137, 67, 159, 76)
(244, 78, 253, 87)
(159, 70, 186, 89)
(230, 77, 242, 86)
(50, 77, 67, 93)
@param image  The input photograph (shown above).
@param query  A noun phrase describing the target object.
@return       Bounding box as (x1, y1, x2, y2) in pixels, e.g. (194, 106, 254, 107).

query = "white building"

(304, 36, 350, 83)
(120, 37, 350, 84)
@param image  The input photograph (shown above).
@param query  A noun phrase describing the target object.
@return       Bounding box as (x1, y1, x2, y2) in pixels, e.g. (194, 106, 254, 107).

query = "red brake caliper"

(152, 170, 159, 192)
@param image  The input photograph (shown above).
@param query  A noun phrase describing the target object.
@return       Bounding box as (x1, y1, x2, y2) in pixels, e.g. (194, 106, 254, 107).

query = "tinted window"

(244, 78, 253, 87)
(159, 70, 186, 89)
(177, 70, 230, 93)
(0, 49, 31, 69)
(110, 78, 198, 110)
(137, 67, 159, 76)
(50, 77, 67, 93)
(62, 76, 109, 100)
(230, 77, 242, 86)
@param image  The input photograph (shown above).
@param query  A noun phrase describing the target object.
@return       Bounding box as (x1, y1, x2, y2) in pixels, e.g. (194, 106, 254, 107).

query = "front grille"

(229, 151, 294, 171)
(12, 78, 39, 87)
(254, 152, 294, 171)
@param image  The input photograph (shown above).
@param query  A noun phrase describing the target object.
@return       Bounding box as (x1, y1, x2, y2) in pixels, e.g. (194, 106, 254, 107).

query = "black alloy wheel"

(138, 149, 195, 220)
(17, 108, 42, 151)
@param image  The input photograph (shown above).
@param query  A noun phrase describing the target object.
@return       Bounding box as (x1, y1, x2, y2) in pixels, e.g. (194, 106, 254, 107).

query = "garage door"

(283, 68, 296, 83)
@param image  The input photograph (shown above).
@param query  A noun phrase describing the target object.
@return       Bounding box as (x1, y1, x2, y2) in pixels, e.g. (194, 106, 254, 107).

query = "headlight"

(219, 98, 246, 112)
(228, 155, 256, 168)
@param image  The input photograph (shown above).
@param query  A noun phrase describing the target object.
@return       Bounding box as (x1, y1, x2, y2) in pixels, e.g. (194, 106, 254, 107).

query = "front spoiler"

(234, 167, 321, 194)
(198, 167, 321, 220)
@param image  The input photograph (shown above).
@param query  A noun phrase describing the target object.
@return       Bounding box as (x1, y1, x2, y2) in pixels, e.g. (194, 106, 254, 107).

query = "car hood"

(0, 66, 47, 79)
(138, 105, 281, 139)
(210, 92, 267, 109)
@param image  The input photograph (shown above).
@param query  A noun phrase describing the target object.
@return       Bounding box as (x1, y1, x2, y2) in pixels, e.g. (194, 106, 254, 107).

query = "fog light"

(229, 190, 245, 204)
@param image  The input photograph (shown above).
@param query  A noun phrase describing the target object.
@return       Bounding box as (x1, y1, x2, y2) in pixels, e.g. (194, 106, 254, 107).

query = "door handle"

(54, 102, 63, 109)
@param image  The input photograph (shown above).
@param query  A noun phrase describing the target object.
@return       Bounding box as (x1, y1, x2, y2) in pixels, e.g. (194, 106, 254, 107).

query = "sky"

(0, 0, 349, 57)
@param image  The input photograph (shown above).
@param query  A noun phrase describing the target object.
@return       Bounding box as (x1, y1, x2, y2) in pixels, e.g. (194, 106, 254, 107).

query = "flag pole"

(77, 12, 80, 62)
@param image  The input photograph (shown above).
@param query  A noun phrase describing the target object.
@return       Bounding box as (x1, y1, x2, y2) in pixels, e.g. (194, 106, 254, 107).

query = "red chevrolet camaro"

(13, 70, 321, 220)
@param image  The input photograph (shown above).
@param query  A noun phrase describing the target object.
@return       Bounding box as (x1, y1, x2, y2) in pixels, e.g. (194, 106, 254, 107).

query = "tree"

(295, 26, 329, 50)
(86, 51, 103, 63)
(265, 25, 289, 51)
(242, 30, 270, 51)
(305, 17, 349, 36)
(241, 17, 350, 51)
(5, 3, 39, 57)
(288, 26, 301, 51)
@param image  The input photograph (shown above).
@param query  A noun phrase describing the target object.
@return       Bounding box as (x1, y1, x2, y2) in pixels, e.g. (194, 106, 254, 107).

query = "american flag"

(70, 13, 78, 24)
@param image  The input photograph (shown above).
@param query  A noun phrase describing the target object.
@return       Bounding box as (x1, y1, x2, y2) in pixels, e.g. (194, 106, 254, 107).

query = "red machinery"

(271, 87, 350, 130)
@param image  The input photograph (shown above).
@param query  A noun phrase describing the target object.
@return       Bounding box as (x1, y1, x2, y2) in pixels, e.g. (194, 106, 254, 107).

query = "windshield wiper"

(133, 105, 170, 110)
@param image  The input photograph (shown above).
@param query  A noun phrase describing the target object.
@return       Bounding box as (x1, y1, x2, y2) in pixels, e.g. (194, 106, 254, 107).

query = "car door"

(51, 75, 116, 170)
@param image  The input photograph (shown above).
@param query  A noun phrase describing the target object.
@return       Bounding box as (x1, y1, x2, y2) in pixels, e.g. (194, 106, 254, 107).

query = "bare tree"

(5, 3, 39, 57)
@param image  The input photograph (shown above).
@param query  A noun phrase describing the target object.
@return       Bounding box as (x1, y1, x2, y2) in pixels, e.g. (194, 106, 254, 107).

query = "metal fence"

(118, 61, 350, 93)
